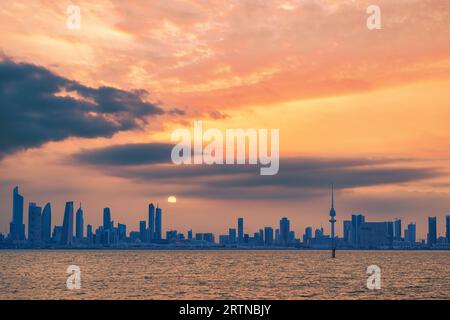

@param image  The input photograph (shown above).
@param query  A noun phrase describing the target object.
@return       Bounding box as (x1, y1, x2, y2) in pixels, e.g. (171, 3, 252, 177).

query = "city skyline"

(1, 185, 449, 249)
(1, 1, 450, 242)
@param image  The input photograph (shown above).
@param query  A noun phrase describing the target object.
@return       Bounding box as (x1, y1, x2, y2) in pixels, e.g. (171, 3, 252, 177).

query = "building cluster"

(1, 186, 450, 250)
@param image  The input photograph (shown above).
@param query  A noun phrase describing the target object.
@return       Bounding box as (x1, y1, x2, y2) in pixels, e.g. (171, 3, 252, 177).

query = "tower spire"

(331, 183, 334, 209)
(329, 183, 336, 258)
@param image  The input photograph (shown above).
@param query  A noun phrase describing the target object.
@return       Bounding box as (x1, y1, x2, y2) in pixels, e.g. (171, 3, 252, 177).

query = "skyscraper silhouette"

(103, 208, 112, 230)
(148, 203, 155, 240)
(87, 224, 93, 243)
(9, 186, 25, 241)
(41, 203, 51, 243)
(351, 214, 365, 245)
(139, 220, 147, 242)
(76, 204, 84, 241)
(228, 228, 237, 244)
(28, 203, 42, 245)
(427, 216, 437, 246)
(343, 221, 351, 243)
(61, 201, 74, 246)
(264, 227, 273, 246)
(303, 227, 312, 244)
(279, 217, 290, 244)
(407, 222, 416, 243)
(237, 218, 244, 244)
(155, 206, 162, 240)
(394, 219, 402, 240)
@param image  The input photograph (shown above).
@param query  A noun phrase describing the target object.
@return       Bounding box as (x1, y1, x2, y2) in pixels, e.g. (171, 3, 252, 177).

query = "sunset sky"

(1, 0, 450, 239)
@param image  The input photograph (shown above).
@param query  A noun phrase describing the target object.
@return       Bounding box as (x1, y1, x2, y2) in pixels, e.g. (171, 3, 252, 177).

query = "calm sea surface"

(0, 250, 449, 300)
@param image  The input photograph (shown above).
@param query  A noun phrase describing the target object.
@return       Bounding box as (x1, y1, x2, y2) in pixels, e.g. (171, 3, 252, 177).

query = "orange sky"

(1, 0, 450, 239)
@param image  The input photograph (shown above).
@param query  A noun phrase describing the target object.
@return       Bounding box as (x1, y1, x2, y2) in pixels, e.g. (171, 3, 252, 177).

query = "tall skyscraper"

(427, 216, 437, 246)
(394, 219, 402, 240)
(407, 223, 416, 243)
(279, 217, 290, 244)
(75, 204, 84, 241)
(139, 220, 147, 242)
(446, 215, 450, 243)
(41, 203, 51, 243)
(28, 203, 42, 245)
(329, 184, 336, 248)
(61, 201, 74, 246)
(343, 221, 351, 243)
(86, 224, 93, 243)
(237, 218, 244, 243)
(118, 223, 127, 241)
(155, 206, 162, 240)
(9, 186, 25, 241)
(148, 203, 155, 241)
(351, 214, 365, 245)
(228, 228, 237, 243)
(264, 227, 273, 246)
(303, 227, 312, 244)
(103, 208, 112, 230)
(387, 221, 394, 246)
(359, 222, 394, 248)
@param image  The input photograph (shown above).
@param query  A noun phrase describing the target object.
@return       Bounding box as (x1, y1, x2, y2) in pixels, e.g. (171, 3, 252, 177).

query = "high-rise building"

(314, 227, 324, 238)
(148, 203, 155, 240)
(427, 216, 437, 246)
(343, 221, 351, 243)
(9, 186, 25, 241)
(303, 227, 312, 244)
(117, 223, 127, 241)
(228, 228, 237, 244)
(407, 223, 416, 243)
(61, 201, 74, 246)
(359, 222, 393, 248)
(279, 217, 290, 244)
(264, 227, 273, 246)
(41, 203, 51, 243)
(387, 221, 394, 245)
(446, 215, 450, 243)
(155, 206, 162, 240)
(203, 233, 215, 243)
(351, 214, 365, 245)
(86, 224, 93, 243)
(28, 203, 42, 245)
(188, 229, 193, 240)
(52, 226, 63, 243)
(237, 218, 244, 243)
(394, 219, 402, 240)
(139, 220, 147, 242)
(75, 204, 84, 241)
(103, 208, 112, 230)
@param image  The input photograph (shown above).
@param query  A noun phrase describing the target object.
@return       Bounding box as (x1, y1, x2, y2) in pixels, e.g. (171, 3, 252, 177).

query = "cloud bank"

(73, 143, 441, 200)
(0, 59, 164, 159)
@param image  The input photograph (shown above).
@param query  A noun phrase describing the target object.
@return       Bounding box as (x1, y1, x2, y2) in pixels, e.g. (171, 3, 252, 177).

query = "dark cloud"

(72, 143, 442, 200)
(0, 59, 164, 159)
